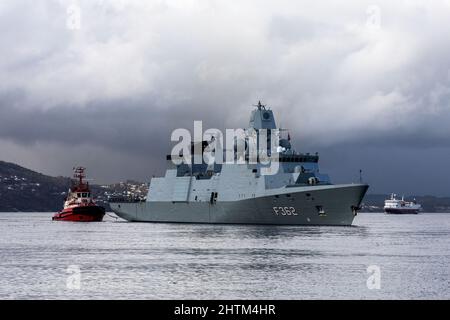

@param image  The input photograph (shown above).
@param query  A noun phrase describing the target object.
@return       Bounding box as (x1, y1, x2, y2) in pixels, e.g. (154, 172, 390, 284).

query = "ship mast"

(253, 100, 266, 110)
(73, 166, 86, 186)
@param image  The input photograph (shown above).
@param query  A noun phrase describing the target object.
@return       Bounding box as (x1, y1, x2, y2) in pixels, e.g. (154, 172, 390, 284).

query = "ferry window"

(77, 193, 81, 197)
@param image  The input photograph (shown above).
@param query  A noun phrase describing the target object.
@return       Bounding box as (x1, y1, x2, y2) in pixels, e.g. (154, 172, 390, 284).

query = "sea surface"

(0, 212, 448, 300)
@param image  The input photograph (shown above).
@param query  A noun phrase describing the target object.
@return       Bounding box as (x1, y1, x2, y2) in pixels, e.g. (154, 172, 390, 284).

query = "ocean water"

(0, 212, 448, 300)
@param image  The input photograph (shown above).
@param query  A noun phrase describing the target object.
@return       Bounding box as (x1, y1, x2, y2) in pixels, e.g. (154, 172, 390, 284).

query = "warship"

(110, 102, 368, 226)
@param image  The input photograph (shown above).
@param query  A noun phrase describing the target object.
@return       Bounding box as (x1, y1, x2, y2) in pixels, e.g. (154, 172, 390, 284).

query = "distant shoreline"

(361, 194, 450, 213)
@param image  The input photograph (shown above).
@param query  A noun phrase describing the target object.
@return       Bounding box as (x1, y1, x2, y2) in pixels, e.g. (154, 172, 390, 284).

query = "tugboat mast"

(73, 167, 86, 186)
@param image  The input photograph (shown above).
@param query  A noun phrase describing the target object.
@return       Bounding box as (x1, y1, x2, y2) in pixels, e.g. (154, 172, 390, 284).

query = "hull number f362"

(273, 207, 298, 216)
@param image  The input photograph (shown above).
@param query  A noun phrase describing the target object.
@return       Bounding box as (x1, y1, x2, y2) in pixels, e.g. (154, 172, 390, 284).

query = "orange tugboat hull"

(52, 206, 105, 222)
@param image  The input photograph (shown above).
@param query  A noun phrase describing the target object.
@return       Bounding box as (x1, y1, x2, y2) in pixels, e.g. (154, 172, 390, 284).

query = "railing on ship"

(107, 195, 146, 203)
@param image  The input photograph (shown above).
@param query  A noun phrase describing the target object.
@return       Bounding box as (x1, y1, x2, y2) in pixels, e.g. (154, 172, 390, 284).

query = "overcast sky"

(1, 0, 450, 195)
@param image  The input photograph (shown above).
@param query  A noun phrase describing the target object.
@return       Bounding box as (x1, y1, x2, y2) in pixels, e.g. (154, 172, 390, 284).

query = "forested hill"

(0, 160, 147, 212)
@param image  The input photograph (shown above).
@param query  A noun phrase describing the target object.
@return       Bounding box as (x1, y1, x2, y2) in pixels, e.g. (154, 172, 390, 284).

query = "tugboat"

(384, 193, 422, 214)
(52, 167, 105, 222)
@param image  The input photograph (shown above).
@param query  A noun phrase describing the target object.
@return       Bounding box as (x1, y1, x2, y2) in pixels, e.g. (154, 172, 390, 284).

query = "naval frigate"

(110, 102, 368, 226)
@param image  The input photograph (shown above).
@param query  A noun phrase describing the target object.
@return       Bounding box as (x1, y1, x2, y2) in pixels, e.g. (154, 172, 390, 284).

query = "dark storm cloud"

(1, 91, 450, 155)
(0, 0, 450, 194)
(0, 92, 234, 156)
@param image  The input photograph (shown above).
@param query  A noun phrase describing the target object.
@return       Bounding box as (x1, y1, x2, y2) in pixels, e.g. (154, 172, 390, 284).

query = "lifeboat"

(52, 167, 105, 222)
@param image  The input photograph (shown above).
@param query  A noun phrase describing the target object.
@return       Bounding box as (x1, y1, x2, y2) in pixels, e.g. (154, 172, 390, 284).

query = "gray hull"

(110, 184, 368, 226)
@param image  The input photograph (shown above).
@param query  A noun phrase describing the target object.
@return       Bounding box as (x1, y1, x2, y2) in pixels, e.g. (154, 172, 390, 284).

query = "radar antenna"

(253, 100, 266, 110)
(73, 166, 86, 185)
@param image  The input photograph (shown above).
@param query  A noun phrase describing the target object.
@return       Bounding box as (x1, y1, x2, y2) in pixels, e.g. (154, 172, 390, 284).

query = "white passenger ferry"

(384, 194, 422, 214)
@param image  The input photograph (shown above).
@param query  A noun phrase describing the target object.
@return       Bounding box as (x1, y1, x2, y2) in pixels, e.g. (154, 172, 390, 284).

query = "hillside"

(0, 161, 148, 212)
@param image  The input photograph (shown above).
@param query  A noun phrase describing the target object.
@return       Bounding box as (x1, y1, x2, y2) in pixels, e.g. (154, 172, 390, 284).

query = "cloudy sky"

(1, 0, 450, 195)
